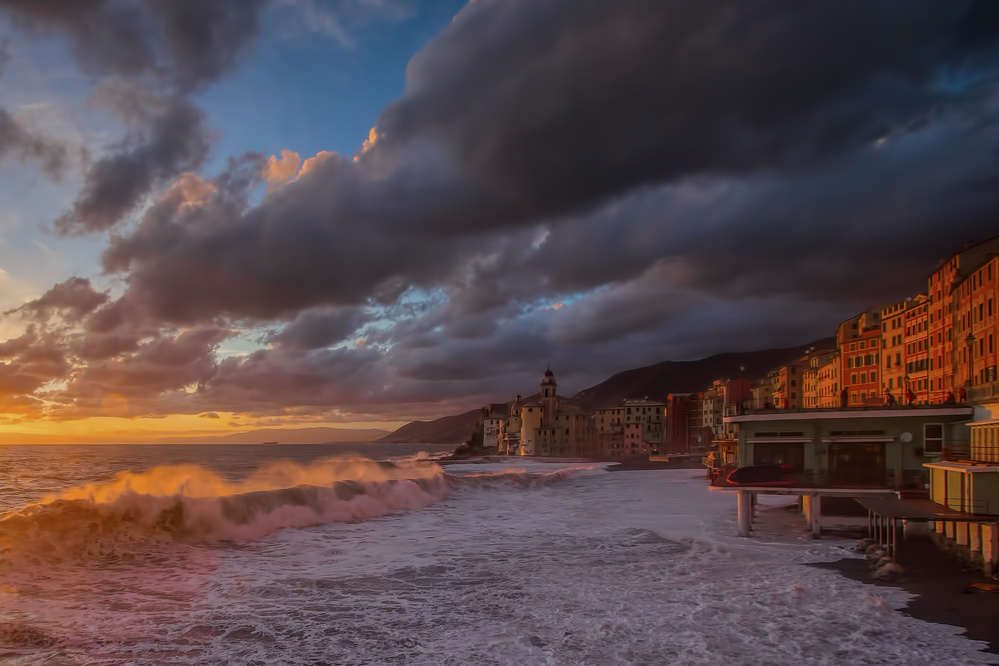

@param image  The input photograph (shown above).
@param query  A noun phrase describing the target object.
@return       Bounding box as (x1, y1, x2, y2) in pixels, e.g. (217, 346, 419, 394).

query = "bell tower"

(541, 367, 557, 425)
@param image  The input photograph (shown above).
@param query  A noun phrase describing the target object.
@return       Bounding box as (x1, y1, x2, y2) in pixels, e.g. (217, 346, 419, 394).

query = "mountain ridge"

(378, 338, 834, 444)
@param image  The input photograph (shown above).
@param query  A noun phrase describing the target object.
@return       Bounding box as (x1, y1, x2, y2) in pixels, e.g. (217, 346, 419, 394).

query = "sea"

(0, 443, 995, 665)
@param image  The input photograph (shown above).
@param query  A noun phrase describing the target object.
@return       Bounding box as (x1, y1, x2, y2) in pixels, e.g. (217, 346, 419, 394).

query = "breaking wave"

(0, 458, 603, 565)
(445, 464, 610, 488)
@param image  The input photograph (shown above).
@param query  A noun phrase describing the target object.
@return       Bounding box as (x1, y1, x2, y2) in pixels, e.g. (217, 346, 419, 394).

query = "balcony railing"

(729, 391, 973, 415)
(940, 443, 972, 462)
(969, 380, 999, 403)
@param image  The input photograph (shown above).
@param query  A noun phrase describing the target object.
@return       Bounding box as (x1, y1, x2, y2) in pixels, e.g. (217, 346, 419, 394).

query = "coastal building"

(501, 395, 523, 455)
(955, 254, 999, 394)
(881, 299, 908, 401)
(595, 398, 666, 455)
(927, 236, 999, 401)
(814, 351, 841, 408)
(752, 369, 780, 410)
(902, 295, 930, 404)
(511, 368, 596, 457)
(838, 310, 883, 407)
(771, 360, 807, 409)
(922, 397, 999, 572)
(481, 403, 509, 450)
(724, 403, 973, 491)
(664, 393, 703, 454)
(520, 402, 543, 456)
(599, 429, 625, 457)
(801, 349, 837, 409)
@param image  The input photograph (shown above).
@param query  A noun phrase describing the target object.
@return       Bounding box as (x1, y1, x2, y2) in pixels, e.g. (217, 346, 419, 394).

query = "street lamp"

(966, 332, 977, 388)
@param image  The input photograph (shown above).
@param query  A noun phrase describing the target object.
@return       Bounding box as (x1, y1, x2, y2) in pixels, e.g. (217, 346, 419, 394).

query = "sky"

(0, 0, 998, 442)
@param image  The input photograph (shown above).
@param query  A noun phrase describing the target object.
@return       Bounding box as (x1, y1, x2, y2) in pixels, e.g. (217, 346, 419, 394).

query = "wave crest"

(0, 457, 447, 563)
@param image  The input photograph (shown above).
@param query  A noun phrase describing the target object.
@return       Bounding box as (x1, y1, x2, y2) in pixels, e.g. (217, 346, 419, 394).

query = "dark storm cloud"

(268, 307, 371, 350)
(92, 0, 999, 326)
(0, 107, 68, 178)
(0, 0, 268, 232)
(101, 153, 487, 322)
(5, 0, 999, 423)
(55, 93, 211, 234)
(0, 0, 267, 93)
(8, 277, 109, 322)
(378, 0, 999, 232)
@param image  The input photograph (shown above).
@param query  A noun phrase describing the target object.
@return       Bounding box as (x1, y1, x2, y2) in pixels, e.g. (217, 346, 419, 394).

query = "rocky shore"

(812, 537, 999, 656)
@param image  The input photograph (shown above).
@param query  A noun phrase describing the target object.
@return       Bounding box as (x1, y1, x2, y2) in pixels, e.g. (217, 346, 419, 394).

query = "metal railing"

(940, 443, 972, 462)
(728, 391, 974, 415)
(945, 497, 992, 515)
(969, 380, 999, 403)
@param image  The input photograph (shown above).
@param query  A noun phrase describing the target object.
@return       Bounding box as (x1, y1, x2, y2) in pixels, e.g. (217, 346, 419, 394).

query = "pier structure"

(725, 486, 898, 538)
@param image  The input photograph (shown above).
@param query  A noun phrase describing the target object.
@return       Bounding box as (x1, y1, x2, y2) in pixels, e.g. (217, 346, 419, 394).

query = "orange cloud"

(263, 149, 303, 189)
(298, 150, 338, 178)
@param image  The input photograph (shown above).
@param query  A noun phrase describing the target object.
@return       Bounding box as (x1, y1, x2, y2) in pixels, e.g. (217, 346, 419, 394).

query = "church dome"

(543, 367, 555, 378)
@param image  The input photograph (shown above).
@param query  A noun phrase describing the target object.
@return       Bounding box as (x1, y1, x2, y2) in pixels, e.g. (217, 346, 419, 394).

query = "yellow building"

(814, 351, 841, 407)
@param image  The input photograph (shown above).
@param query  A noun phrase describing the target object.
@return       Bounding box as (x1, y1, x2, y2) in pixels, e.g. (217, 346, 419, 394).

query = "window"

(860, 372, 867, 383)
(850, 343, 856, 351)
(851, 373, 857, 384)
(870, 371, 877, 382)
(924, 424, 944, 454)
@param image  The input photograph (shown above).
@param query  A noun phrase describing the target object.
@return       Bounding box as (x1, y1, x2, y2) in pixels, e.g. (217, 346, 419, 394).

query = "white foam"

(1, 466, 995, 664)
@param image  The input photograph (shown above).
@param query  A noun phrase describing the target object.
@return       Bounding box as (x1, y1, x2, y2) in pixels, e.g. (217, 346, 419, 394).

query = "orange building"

(902, 295, 930, 403)
(954, 254, 999, 391)
(882, 299, 904, 400)
(838, 310, 883, 406)
(927, 236, 999, 400)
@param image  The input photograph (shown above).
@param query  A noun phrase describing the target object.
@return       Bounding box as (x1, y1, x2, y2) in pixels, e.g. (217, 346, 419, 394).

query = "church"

(485, 368, 596, 457)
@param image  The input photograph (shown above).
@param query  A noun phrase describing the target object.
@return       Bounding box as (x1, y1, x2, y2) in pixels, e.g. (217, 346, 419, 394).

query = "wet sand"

(812, 537, 999, 656)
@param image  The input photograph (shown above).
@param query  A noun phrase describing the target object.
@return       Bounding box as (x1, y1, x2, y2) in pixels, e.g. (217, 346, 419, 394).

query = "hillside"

(379, 338, 833, 444)
(570, 338, 834, 411)
(376, 409, 482, 445)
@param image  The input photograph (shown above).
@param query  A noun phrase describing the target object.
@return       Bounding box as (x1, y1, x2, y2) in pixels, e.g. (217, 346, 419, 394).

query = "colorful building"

(927, 236, 999, 400)
(838, 310, 883, 407)
(664, 393, 703, 454)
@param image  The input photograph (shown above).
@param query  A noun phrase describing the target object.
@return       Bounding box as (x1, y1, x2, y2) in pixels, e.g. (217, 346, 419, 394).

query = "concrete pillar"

(970, 523, 982, 554)
(802, 495, 812, 530)
(807, 494, 821, 538)
(957, 522, 970, 546)
(934, 520, 945, 534)
(737, 491, 752, 537)
(945, 521, 955, 539)
(983, 524, 999, 576)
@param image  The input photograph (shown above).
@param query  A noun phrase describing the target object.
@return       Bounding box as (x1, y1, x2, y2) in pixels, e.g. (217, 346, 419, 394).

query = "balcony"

(968, 380, 999, 403)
